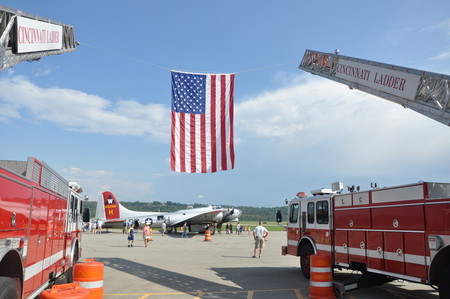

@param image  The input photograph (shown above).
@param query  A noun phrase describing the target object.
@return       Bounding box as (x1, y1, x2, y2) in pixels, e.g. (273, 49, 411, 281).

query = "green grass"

(237, 221, 286, 232)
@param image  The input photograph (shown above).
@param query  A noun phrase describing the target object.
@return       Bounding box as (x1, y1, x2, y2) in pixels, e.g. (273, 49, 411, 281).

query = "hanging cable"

(76, 42, 299, 74)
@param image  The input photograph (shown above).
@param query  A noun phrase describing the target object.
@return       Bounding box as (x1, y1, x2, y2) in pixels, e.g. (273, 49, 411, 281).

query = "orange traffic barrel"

(74, 258, 104, 299)
(40, 282, 90, 299)
(309, 252, 335, 299)
(204, 229, 212, 241)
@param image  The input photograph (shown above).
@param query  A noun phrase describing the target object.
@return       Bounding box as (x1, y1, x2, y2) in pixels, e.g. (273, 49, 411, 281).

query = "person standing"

(161, 221, 166, 236)
(127, 224, 135, 247)
(122, 221, 127, 234)
(252, 221, 268, 258)
(97, 219, 103, 234)
(181, 222, 188, 238)
(143, 223, 150, 247)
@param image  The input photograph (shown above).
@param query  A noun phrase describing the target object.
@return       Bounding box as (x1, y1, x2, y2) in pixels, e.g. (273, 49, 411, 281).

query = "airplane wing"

(169, 209, 223, 227)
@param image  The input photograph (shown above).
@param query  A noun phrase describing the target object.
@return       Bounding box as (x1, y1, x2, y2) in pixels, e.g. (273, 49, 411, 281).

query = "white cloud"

(0, 76, 170, 142)
(235, 74, 450, 179)
(430, 51, 450, 60)
(59, 166, 153, 202)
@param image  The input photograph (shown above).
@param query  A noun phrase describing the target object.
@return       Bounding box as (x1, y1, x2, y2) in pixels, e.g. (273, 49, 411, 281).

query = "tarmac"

(79, 229, 439, 299)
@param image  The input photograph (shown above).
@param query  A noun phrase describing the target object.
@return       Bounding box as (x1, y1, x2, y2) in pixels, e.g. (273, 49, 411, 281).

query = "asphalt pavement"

(79, 229, 439, 299)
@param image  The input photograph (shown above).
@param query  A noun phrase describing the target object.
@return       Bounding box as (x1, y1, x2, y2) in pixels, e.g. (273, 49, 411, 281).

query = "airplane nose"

(235, 209, 242, 217)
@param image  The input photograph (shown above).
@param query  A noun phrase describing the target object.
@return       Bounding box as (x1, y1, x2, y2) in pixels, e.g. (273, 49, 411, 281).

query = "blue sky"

(2, 1, 450, 208)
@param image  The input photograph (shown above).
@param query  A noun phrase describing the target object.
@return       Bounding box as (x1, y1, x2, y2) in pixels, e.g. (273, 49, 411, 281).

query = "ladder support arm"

(299, 49, 450, 126)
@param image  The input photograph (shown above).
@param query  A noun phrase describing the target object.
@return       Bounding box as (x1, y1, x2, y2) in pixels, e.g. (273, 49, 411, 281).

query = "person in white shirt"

(161, 221, 166, 236)
(252, 221, 268, 258)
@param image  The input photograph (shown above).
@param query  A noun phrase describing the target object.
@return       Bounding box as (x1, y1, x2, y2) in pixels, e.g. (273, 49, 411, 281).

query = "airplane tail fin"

(101, 191, 121, 220)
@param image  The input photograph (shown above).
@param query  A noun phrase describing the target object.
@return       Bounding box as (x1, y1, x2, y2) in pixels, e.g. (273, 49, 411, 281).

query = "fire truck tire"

(0, 277, 17, 299)
(300, 244, 314, 279)
(438, 264, 450, 298)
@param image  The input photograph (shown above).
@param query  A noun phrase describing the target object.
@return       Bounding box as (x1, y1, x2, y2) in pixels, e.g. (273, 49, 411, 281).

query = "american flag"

(171, 71, 235, 173)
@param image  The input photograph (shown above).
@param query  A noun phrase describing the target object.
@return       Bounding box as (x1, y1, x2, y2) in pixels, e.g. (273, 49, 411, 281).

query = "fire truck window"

(307, 202, 314, 224)
(316, 201, 329, 224)
(289, 203, 299, 223)
(70, 195, 75, 212)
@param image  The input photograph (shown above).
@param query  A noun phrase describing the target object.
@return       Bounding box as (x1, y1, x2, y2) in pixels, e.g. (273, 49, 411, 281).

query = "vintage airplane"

(96, 191, 242, 234)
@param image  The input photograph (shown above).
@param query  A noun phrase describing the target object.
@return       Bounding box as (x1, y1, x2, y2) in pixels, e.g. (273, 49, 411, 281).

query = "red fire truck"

(277, 181, 450, 298)
(0, 157, 90, 299)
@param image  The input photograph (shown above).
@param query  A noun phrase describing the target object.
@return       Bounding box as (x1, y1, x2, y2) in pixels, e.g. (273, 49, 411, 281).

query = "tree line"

(83, 200, 288, 222)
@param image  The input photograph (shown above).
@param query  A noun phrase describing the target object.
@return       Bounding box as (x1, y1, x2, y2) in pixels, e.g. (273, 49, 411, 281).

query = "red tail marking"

(102, 191, 120, 220)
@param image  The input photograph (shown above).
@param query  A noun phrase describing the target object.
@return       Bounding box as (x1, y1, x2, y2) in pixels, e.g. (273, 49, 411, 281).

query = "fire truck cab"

(0, 157, 90, 299)
(278, 181, 450, 298)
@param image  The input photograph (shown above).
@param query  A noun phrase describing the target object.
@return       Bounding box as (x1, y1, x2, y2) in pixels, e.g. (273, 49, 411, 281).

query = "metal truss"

(299, 50, 450, 126)
(0, 6, 76, 73)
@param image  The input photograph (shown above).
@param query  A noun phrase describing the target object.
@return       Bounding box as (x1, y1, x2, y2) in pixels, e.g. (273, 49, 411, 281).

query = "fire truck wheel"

(439, 264, 450, 298)
(300, 244, 314, 279)
(0, 277, 17, 299)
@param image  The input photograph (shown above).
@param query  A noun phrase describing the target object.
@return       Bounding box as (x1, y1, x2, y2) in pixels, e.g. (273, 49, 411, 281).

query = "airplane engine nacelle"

(212, 213, 223, 223)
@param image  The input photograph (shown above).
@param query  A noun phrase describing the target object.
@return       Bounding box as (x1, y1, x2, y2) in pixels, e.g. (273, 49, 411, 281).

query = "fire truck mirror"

(83, 208, 90, 223)
(276, 210, 282, 223)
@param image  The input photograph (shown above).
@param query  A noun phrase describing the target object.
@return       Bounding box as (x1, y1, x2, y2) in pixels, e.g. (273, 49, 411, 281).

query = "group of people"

(124, 220, 269, 258)
(222, 222, 249, 234)
(82, 219, 103, 234)
(126, 220, 169, 247)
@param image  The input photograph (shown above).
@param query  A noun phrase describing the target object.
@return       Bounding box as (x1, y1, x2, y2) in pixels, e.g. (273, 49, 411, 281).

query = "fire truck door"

(286, 202, 300, 256)
(42, 193, 53, 285)
(384, 232, 405, 274)
(47, 194, 60, 276)
(67, 193, 77, 233)
(302, 198, 332, 250)
(24, 189, 46, 296)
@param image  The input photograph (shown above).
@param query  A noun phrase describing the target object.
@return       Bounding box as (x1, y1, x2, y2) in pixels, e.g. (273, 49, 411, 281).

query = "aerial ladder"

(0, 5, 76, 74)
(299, 49, 450, 126)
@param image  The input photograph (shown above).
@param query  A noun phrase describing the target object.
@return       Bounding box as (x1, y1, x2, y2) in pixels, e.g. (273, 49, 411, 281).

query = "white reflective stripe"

(287, 239, 297, 246)
(76, 280, 104, 289)
(335, 246, 347, 254)
(311, 267, 331, 273)
(315, 243, 331, 251)
(343, 246, 431, 266)
(385, 251, 403, 262)
(310, 281, 333, 287)
(348, 247, 365, 256)
(367, 249, 383, 258)
(405, 253, 426, 265)
(24, 249, 65, 281)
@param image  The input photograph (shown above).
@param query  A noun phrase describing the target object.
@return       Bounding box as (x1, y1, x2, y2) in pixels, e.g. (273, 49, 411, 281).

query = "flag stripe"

(210, 75, 217, 173)
(229, 75, 235, 169)
(171, 71, 235, 173)
(201, 113, 206, 173)
(220, 75, 227, 170)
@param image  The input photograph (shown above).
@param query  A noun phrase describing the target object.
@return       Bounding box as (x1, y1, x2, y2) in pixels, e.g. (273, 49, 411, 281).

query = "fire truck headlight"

(428, 235, 443, 251)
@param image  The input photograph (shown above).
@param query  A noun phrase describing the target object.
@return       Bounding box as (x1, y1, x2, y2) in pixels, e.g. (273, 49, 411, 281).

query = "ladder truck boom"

(0, 5, 76, 74)
(298, 49, 450, 126)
